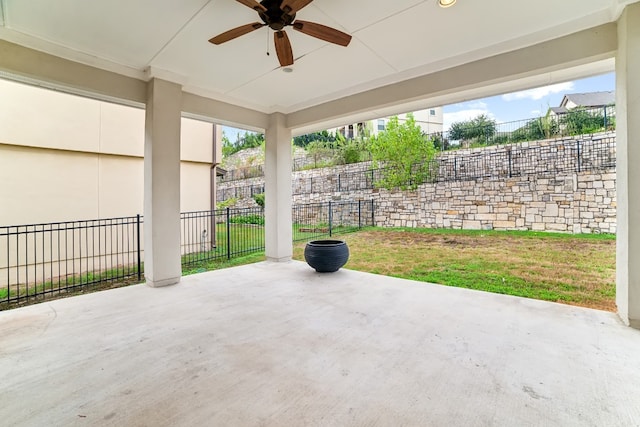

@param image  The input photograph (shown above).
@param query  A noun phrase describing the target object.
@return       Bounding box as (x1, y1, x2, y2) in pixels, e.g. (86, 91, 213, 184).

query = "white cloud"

(502, 82, 575, 101)
(530, 109, 541, 116)
(466, 101, 488, 109)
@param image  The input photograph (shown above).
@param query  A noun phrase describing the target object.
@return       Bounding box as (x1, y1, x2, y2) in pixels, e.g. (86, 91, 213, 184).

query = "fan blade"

(274, 31, 294, 66)
(292, 20, 351, 46)
(280, 0, 313, 14)
(235, 0, 267, 13)
(209, 23, 264, 45)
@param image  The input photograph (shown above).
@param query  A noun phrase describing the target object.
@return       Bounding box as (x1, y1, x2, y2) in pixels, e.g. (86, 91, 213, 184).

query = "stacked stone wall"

(218, 133, 617, 233)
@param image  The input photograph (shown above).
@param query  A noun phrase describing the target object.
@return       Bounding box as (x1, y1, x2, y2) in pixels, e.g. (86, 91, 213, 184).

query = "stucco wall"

(0, 79, 214, 226)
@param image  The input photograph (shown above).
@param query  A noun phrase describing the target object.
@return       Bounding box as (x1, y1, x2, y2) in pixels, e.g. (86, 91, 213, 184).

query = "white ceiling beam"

(287, 23, 618, 133)
(0, 39, 147, 105)
(0, 39, 269, 130)
(182, 92, 269, 131)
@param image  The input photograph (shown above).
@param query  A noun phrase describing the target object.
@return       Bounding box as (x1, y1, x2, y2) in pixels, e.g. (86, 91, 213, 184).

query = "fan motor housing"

(258, 0, 296, 30)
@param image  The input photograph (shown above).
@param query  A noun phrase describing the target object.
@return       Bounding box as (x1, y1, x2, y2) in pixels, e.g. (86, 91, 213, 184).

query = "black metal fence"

(217, 184, 265, 204)
(0, 216, 142, 308)
(217, 136, 615, 200)
(1, 201, 373, 307)
(218, 106, 615, 183)
(434, 136, 615, 182)
(292, 200, 375, 243)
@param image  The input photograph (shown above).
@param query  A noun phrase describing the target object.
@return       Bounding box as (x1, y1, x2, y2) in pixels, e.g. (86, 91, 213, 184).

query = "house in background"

(333, 107, 444, 139)
(550, 90, 615, 115)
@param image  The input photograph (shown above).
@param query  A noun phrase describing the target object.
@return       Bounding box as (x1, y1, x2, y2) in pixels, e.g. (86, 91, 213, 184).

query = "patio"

(1, 0, 639, 327)
(2, 261, 639, 426)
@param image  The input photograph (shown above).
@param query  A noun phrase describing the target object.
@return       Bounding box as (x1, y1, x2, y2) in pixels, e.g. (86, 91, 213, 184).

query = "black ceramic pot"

(304, 240, 350, 273)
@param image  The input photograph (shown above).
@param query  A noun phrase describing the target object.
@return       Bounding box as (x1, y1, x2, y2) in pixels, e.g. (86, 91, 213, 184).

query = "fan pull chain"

(266, 29, 270, 56)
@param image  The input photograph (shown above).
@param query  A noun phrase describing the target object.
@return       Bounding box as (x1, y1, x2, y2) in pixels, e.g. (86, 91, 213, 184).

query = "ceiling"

(0, 0, 636, 126)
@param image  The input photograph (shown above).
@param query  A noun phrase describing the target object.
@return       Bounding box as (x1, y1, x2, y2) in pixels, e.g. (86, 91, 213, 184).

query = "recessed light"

(438, 0, 456, 7)
(282, 67, 293, 73)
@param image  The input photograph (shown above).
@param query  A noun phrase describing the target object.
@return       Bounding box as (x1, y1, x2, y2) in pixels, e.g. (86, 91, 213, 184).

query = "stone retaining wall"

(218, 133, 617, 234)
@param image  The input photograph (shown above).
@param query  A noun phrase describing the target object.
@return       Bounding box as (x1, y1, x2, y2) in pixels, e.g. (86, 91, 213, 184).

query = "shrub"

(229, 214, 265, 225)
(369, 114, 437, 190)
(253, 193, 265, 208)
(335, 137, 368, 165)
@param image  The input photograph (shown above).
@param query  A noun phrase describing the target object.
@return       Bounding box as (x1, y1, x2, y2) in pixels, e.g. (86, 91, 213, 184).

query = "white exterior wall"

(0, 79, 214, 226)
(331, 107, 444, 139)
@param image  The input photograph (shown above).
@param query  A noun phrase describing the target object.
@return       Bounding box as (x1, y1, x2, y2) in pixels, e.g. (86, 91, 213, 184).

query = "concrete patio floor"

(1, 261, 639, 426)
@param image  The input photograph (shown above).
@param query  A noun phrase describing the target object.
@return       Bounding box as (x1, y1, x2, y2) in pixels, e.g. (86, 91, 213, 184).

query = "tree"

(293, 130, 337, 148)
(221, 131, 235, 157)
(448, 114, 497, 145)
(222, 131, 265, 157)
(368, 114, 437, 190)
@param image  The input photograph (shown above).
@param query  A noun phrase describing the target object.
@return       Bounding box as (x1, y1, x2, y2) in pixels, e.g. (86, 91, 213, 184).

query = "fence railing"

(218, 106, 616, 183)
(0, 216, 143, 307)
(218, 136, 616, 200)
(1, 201, 374, 307)
(431, 105, 615, 150)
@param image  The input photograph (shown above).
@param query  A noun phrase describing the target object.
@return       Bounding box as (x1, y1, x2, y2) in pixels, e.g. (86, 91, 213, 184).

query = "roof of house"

(560, 91, 615, 108)
(550, 106, 569, 114)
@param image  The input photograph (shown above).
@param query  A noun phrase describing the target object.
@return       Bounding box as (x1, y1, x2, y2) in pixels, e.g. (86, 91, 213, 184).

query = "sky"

(442, 72, 615, 131)
(223, 72, 615, 139)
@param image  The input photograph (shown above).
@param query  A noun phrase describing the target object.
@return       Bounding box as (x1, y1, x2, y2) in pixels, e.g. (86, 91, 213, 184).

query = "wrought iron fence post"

(371, 199, 375, 227)
(454, 157, 458, 180)
(577, 140, 582, 173)
(226, 207, 231, 261)
(136, 214, 142, 281)
(338, 174, 341, 192)
(358, 200, 362, 229)
(507, 148, 513, 178)
(328, 201, 333, 237)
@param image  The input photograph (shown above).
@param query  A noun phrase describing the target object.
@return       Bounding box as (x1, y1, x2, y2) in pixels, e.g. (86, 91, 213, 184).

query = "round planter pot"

(304, 240, 350, 273)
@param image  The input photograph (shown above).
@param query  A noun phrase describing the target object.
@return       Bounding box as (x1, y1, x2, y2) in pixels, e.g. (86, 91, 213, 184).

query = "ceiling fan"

(209, 0, 352, 67)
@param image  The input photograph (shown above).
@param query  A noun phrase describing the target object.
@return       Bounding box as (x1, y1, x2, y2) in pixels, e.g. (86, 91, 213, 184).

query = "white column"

(616, 3, 640, 328)
(144, 78, 182, 287)
(264, 113, 293, 261)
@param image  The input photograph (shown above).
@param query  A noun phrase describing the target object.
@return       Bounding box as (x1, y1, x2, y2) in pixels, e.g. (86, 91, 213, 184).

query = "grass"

(2, 226, 616, 312)
(182, 252, 266, 276)
(293, 228, 616, 311)
(0, 222, 328, 310)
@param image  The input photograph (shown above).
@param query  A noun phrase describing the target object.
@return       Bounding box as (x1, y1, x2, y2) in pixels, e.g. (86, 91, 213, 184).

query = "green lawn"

(293, 228, 616, 311)
(3, 226, 616, 312)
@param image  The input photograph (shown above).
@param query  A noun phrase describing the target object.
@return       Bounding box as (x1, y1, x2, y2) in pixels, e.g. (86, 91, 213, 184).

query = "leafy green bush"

(335, 138, 368, 164)
(253, 193, 265, 208)
(229, 214, 265, 225)
(293, 130, 337, 148)
(369, 114, 437, 190)
(561, 108, 607, 135)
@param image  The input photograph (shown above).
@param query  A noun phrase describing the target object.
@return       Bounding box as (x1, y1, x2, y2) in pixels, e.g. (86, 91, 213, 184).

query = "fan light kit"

(209, 0, 352, 67)
(438, 0, 457, 7)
